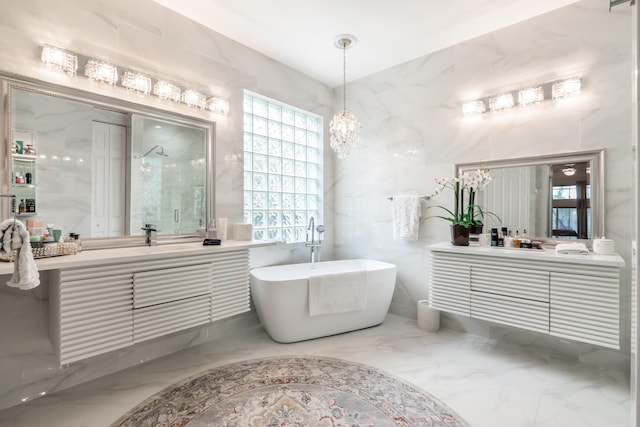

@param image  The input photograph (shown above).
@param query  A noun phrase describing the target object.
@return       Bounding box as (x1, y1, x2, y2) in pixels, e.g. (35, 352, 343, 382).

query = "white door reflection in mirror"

(92, 122, 126, 237)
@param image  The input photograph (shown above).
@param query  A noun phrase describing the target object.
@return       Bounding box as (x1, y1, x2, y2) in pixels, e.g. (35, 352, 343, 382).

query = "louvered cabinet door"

(133, 263, 212, 343)
(54, 269, 134, 365)
(430, 252, 471, 316)
(210, 250, 251, 321)
(550, 272, 620, 349)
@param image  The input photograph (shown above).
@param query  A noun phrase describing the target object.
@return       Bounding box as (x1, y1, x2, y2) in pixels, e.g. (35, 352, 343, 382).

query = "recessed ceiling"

(153, 0, 581, 87)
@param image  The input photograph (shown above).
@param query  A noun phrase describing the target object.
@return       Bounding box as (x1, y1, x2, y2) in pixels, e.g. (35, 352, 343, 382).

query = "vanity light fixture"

(329, 34, 361, 160)
(463, 76, 583, 116)
(518, 86, 544, 107)
(181, 89, 207, 110)
(121, 70, 152, 95)
(552, 77, 581, 99)
(37, 44, 230, 116)
(489, 93, 515, 112)
(462, 100, 487, 116)
(41, 45, 77, 76)
(207, 96, 230, 116)
(84, 58, 118, 85)
(153, 80, 181, 103)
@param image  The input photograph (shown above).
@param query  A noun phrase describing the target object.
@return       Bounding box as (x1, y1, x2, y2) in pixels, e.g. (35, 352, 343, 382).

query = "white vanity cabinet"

(429, 242, 624, 349)
(49, 248, 251, 365)
(50, 267, 134, 365)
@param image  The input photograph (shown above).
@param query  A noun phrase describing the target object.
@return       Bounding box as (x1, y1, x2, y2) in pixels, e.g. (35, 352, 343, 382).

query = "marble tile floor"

(0, 314, 630, 427)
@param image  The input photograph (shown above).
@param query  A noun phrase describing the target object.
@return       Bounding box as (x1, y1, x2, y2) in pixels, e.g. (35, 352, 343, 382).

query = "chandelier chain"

(342, 40, 347, 112)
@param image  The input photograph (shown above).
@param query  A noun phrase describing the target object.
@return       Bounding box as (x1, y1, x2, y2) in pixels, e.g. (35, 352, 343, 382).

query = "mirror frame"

(1, 73, 215, 246)
(455, 149, 604, 242)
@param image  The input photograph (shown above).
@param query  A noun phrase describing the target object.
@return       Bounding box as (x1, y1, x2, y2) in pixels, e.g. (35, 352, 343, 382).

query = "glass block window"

(243, 90, 323, 242)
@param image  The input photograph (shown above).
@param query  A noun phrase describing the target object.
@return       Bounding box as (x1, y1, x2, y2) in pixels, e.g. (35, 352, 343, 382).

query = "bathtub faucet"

(305, 217, 324, 263)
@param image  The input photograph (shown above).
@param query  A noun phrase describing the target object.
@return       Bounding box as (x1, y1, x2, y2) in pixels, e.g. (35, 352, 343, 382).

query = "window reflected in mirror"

(457, 150, 603, 241)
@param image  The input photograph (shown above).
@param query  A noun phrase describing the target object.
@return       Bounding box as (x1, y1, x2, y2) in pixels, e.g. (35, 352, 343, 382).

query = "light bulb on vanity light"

(207, 96, 230, 117)
(518, 86, 544, 107)
(41, 45, 77, 75)
(181, 89, 207, 109)
(489, 93, 515, 112)
(153, 81, 181, 102)
(121, 70, 152, 95)
(552, 77, 581, 100)
(462, 100, 486, 116)
(84, 58, 118, 85)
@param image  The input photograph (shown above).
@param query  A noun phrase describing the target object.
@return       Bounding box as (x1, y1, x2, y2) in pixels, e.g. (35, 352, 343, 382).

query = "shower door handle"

(174, 209, 180, 223)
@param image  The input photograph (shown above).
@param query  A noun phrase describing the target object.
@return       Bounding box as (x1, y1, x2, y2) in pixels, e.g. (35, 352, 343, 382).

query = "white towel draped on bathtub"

(308, 270, 367, 317)
(392, 195, 421, 241)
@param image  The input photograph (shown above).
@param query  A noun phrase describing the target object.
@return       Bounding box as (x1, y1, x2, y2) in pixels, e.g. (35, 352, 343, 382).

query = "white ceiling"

(153, 0, 582, 88)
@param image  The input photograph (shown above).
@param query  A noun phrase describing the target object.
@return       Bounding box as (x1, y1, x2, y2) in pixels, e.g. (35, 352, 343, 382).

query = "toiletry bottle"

(513, 230, 521, 248)
(25, 171, 32, 184)
(504, 230, 513, 248)
(490, 228, 498, 246)
(498, 230, 504, 247)
(18, 199, 25, 213)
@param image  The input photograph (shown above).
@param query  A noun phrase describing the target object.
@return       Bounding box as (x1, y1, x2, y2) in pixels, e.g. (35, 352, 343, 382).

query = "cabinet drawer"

(471, 291, 549, 333)
(134, 295, 211, 343)
(471, 265, 549, 302)
(133, 263, 211, 308)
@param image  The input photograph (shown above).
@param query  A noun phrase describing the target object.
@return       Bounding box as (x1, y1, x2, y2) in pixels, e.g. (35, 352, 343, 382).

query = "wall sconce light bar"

(121, 70, 152, 95)
(207, 96, 230, 116)
(182, 89, 207, 110)
(463, 76, 583, 116)
(84, 58, 118, 85)
(462, 100, 486, 116)
(153, 80, 181, 103)
(38, 44, 230, 117)
(489, 93, 514, 112)
(552, 77, 581, 99)
(518, 86, 544, 107)
(41, 45, 78, 76)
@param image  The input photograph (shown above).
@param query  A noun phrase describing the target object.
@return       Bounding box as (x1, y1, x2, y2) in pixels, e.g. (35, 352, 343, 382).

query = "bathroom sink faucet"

(305, 217, 324, 263)
(141, 223, 157, 246)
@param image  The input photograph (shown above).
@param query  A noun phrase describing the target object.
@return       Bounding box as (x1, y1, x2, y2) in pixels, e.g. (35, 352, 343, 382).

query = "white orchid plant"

(429, 169, 499, 227)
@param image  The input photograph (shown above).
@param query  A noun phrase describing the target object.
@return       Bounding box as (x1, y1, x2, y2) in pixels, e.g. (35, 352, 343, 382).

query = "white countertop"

(428, 241, 625, 268)
(0, 240, 277, 276)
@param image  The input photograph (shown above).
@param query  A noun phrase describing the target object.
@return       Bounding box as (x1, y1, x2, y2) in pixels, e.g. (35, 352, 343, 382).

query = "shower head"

(138, 144, 168, 158)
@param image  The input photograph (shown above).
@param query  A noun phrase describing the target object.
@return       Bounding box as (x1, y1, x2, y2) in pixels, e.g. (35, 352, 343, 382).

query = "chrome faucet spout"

(141, 223, 158, 246)
(307, 217, 315, 244)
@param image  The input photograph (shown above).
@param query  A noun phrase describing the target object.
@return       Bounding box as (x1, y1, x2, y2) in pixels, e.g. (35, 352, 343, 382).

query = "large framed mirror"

(456, 150, 604, 241)
(2, 75, 215, 244)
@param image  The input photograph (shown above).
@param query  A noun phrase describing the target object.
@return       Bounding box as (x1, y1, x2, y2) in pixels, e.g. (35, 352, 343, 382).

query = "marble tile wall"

(0, 0, 333, 411)
(0, 0, 336, 257)
(0, 0, 634, 413)
(334, 0, 634, 359)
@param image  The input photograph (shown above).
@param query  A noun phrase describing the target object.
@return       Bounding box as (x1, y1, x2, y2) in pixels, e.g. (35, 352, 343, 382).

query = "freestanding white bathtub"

(250, 259, 397, 343)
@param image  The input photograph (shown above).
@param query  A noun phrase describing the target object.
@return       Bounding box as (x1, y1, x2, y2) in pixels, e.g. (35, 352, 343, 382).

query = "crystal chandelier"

(330, 35, 360, 160)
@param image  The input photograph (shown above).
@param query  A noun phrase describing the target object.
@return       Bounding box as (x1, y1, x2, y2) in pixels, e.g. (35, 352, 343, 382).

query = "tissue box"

(234, 223, 253, 241)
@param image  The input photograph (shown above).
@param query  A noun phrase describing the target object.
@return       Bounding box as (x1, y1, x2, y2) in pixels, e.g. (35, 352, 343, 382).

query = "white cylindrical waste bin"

(417, 300, 440, 332)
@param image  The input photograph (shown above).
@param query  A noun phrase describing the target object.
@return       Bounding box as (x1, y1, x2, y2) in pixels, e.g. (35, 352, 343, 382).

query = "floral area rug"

(111, 356, 470, 426)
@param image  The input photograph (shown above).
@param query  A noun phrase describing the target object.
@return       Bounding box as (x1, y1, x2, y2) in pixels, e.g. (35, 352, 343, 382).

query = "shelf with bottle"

(12, 161, 36, 186)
